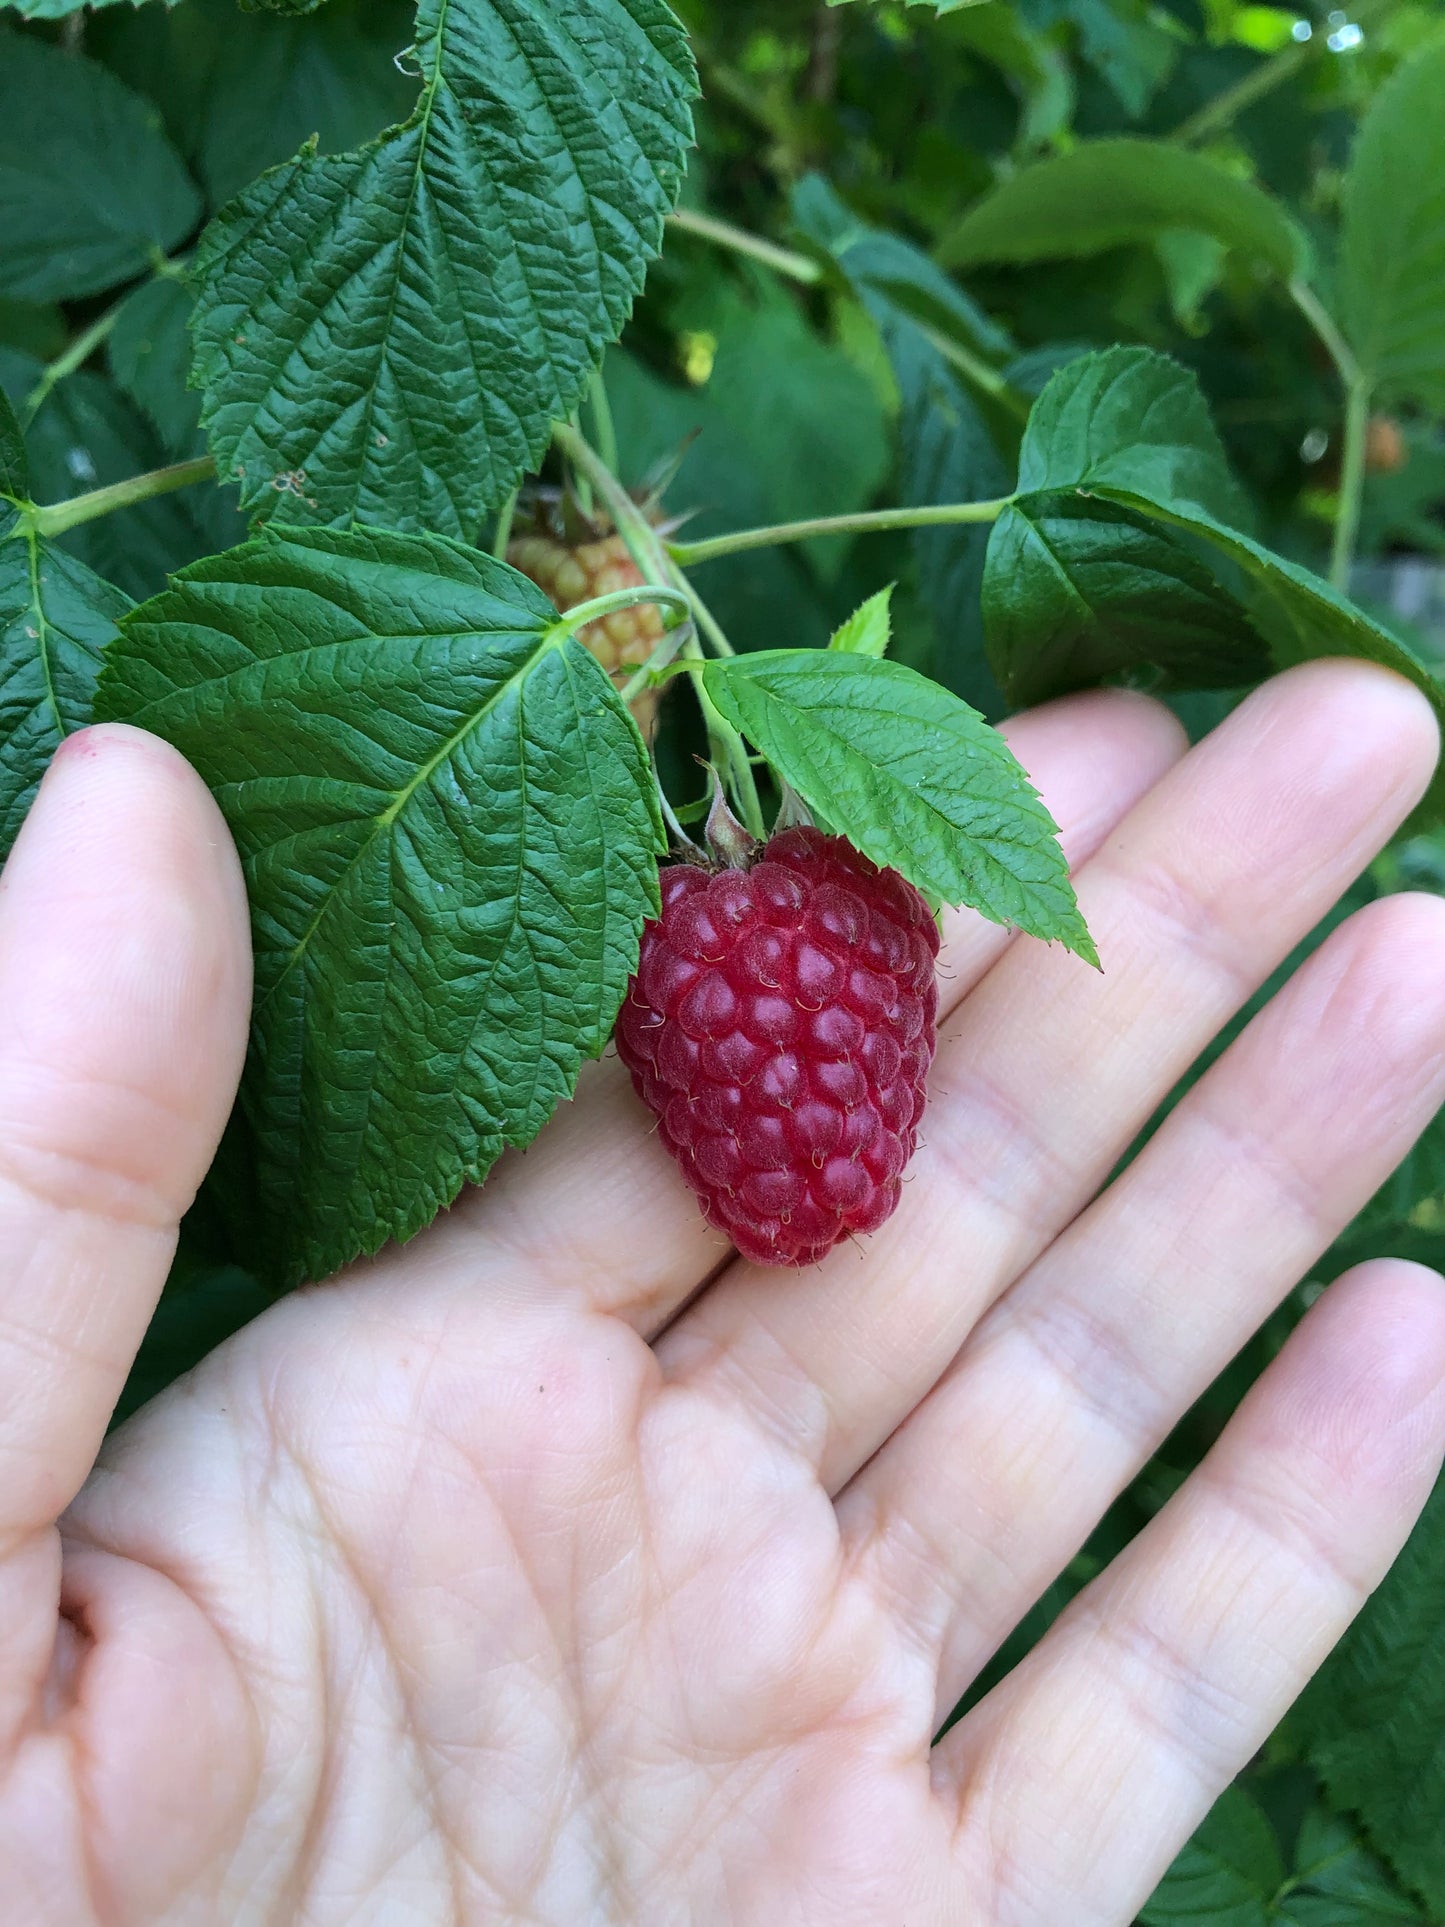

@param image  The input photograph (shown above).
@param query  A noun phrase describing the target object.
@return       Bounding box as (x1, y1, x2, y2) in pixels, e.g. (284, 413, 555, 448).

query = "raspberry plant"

(2, 0, 1445, 1915)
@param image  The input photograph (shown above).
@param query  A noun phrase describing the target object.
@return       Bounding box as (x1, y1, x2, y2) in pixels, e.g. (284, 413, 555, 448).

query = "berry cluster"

(615, 828, 939, 1266)
(508, 523, 664, 732)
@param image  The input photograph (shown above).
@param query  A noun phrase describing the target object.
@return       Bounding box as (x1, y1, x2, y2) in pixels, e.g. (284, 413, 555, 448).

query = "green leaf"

(192, 0, 697, 536)
(0, 386, 27, 504)
(984, 492, 1269, 707)
(0, 30, 200, 302)
(239, 0, 329, 13)
(1017, 347, 1250, 530)
(938, 139, 1308, 283)
(1338, 40, 1445, 411)
(0, 0, 181, 15)
(1280, 1803, 1426, 1923)
(96, 524, 664, 1287)
(700, 649, 1095, 960)
(829, 585, 893, 657)
(1022, 0, 1179, 119)
(109, 274, 202, 455)
(1289, 1470, 1445, 1917)
(0, 508, 129, 864)
(1140, 1784, 1283, 1926)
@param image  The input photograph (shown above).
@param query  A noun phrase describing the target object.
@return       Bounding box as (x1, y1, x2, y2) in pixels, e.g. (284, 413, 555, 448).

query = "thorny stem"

(669, 496, 1012, 568)
(666, 207, 824, 287)
(31, 457, 216, 538)
(1330, 378, 1372, 594)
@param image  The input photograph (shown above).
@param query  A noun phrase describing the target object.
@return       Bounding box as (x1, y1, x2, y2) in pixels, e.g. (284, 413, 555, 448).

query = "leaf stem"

(31, 456, 217, 538)
(548, 583, 693, 643)
(1170, 41, 1310, 146)
(1289, 278, 1361, 391)
(617, 619, 695, 705)
(22, 300, 128, 428)
(666, 207, 824, 286)
(491, 486, 519, 561)
(1330, 377, 1372, 593)
(587, 368, 619, 476)
(553, 422, 672, 581)
(669, 496, 1012, 568)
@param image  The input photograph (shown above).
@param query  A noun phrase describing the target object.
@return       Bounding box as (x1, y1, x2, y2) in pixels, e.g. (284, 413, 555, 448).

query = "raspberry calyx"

(615, 827, 939, 1267)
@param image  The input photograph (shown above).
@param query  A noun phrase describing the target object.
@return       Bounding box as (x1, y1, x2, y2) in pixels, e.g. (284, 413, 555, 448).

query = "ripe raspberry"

(615, 827, 939, 1267)
(508, 516, 665, 732)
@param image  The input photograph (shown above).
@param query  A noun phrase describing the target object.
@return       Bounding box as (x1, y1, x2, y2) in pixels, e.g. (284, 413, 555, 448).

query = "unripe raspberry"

(508, 526, 665, 733)
(615, 827, 939, 1266)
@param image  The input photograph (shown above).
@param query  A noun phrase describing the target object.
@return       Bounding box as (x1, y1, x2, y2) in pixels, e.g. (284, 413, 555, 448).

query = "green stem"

(548, 583, 692, 643)
(491, 486, 519, 561)
(914, 319, 1029, 419)
(32, 456, 216, 538)
(22, 301, 127, 427)
(665, 564, 735, 658)
(666, 207, 824, 286)
(1170, 41, 1309, 146)
(690, 640, 766, 839)
(1289, 278, 1361, 391)
(669, 495, 1012, 568)
(1330, 377, 1372, 593)
(587, 368, 619, 476)
(553, 422, 671, 582)
(617, 619, 694, 705)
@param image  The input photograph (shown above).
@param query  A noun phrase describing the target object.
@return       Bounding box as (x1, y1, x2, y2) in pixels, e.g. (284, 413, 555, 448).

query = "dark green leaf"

(1280, 1803, 1426, 1923)
(938, 140, 1307, 283)
(97, 525, 664, 1286)
(0, 385, 26, 503)
(984, 492, 1268, 707)
(0, 0, 181, 16)
(1018, 347, 1249, 530)
(0, 507, 129, 864)
(700, 649, 1095, 959)
(239, 0, 329, 13)
(109, 274, 201, 455)
(1140, 1784, 1283, 1926)
(1290, 1470, 1445, 1916)
(1026, 0, 1178, 120)
(829, 584, 892, 657)
(192, 0, 697, 535)
(1338, 40, 1445, 411)
(0, 30, 200, 302)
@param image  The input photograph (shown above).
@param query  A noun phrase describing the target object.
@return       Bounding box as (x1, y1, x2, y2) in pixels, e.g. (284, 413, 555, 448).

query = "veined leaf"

(0, 31, 200, 302)
(984, 492, 1268, 706)
(97, 525, 664, 1286)
(700, 649, 1095, 960)
(1017, 346, 1250, 530)
(0, 507, 129, 864)
(1281, 1803, 1426, 1923)
(1338, 40, 1445, 411)
(0, 386, 26, 503)
(192, 0, 697, 536)
(938, 139, 1307, 283)
(1140, 1784, 1282, 1926)
(1289, 1471, 1445, 1915)
(109, 275, 203, 455)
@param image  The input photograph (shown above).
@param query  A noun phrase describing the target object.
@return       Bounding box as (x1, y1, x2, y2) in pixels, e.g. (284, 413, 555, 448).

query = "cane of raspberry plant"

(615, 825, 940, 1267)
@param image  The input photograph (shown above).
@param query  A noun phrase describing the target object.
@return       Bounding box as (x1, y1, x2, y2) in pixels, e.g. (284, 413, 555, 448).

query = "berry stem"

(617, 619, 696, 704)
(665, 207, 825, 287)
(547, 584, 693, 645)
(29, 456, 217, 537)
(667, 496, 1012, 567)
(491, 486, 519, 561)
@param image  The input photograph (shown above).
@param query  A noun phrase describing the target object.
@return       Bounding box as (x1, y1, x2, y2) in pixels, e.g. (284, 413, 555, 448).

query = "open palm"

(4, 661, 1445, 1926)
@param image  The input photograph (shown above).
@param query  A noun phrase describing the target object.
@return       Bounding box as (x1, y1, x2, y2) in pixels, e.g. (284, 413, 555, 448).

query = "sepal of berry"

(614, 827, 939, 1267)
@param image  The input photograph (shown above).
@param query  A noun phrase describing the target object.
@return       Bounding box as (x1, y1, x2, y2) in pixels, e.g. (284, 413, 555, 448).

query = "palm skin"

(4, 663, 1445, 1927)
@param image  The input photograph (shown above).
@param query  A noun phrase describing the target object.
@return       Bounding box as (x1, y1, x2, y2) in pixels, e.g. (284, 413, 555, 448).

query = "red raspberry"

(614, 827, 939, 1267)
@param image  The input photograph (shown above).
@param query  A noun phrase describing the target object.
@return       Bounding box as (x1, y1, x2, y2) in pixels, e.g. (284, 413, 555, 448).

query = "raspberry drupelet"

(614, 827, 940, 1266)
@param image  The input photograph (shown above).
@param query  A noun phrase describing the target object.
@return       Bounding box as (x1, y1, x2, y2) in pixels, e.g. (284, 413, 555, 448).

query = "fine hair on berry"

(615, 827, 939, 1267)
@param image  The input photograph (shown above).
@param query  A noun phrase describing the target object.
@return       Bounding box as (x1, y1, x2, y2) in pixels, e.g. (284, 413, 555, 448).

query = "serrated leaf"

(829, 585, 893, 657)
(1097, 488, 1445, 831)
(1338, 40, 1445, 411)
(0, 508, 129, 864)
(0, 386, 26, 504)
(984, 492, 1269, 706)
(96, 525, 664, 1286)
(1282, 1804, 1426, 1922)
(109, 274, 201, 455)
(192, 0, 697, 536)
(700, 649, 1095, 960)
(1289, 1471, 1445, 1916)
(0, 31, 200, 302)
(1140, 1784, 1283, 1926)
(0, 0, 181, 16)
(1018, 346, 1250, 530)
(938, 139, 1307, 283)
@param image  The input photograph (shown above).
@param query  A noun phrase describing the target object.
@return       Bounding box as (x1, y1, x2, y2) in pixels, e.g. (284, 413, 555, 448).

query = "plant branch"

(32, 457, 217, 538)
(22, 300, 127, 427)
(491, 486, 519, 561)
(1330, 377, 1372, 593)
(669, 496, 1012, 568)
(547, 584, 693, 643)
(666, 207, 824, 287)
(1170, 41, 1309, 146)
(1289, 278, 1361, 391)
(553, 422, 672, 581)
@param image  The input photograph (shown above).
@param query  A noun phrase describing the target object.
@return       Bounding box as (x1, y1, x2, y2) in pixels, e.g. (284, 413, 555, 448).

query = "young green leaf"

(0, 507, 129, 864)
(984, 492, 1268, 707)
(829, 585, 893, 657)
(699, 649, 1095, 961)
(0, 31, 201, 302)
(1289, 1470, 1445, 1916)
(192, 0, 697, 536)
(1140, 1784, 1283, 1927)
(0, 385, 27, 504)
(937, 140, 1308, 283)
(96, 525, 664, 1287)
(1338, 40, 1445, 412)
(1018, 347, 1250, 530)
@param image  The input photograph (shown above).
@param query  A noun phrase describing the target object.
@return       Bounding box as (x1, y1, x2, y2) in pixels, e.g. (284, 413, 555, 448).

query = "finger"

(938, 1259, 1445, 1927)
(839, 891, 1445, 1725)
(0, 726, 251, 1561)
(658, 663, 1437, 1489)
(429, 689, 1187, 1326)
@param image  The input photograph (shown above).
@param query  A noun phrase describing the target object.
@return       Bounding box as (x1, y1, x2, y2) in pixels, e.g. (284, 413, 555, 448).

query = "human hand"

(4, 661, 1445, 1925)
